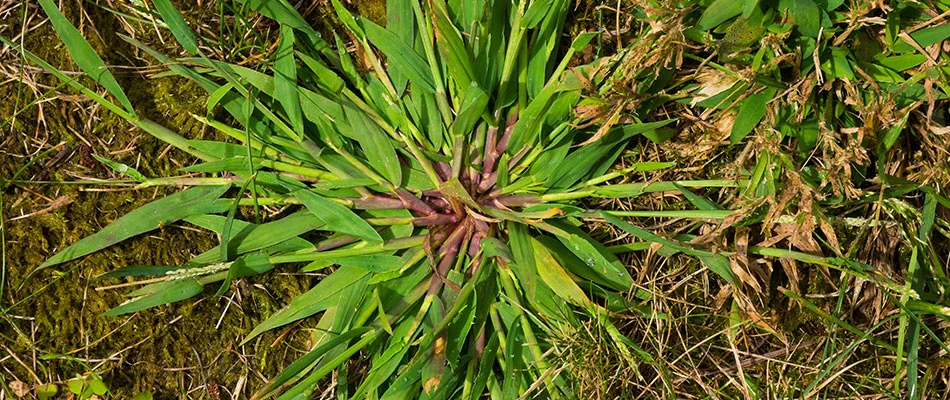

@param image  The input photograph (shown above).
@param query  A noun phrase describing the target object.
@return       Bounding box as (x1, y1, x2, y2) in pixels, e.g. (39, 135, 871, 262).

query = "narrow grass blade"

(242, 266, 371, 343)
(294, 189, 383, 244)
(151, 0, 199, 55)
(531, 237, 592, 307)
(275, 24, 304, 137)
(38, 186, 229, 271)
(252, 326, 373, 399)
(361, 18, 436, 93)
(602, 213, 738, 284)
(103, 278, 203, 316)
(37, 0, 135, 114)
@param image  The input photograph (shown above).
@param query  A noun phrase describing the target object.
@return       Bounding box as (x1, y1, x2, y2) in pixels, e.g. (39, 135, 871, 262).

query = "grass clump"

(2, 0, 950, 398)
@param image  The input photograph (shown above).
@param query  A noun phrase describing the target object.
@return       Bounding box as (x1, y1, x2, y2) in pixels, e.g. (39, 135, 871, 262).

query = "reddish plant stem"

(349, 196, 405, 210)
(427, 222, 469, 295)
(481, 126, 498, 173)
(396, 189, 436, 216)
(486, 194, 540, 208)
(435, 162, 452, 182)
(467, 220, 489, 275)
(427, 198, 450, 211)
(478, 113, 518, 191)
(412, 213, 460, 226)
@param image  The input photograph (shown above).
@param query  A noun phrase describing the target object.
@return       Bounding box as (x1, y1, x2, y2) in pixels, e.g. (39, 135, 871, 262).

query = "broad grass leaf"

(531, 238, 592, 307)
(350, 319, 415, 398)
(522, 0, 553, 29)
(243, 266, 371, 343)
(335, 255, 402, 272)
(386, 0, 415, 94)
(450, 84, 489, 137)
(40, 186, 229, 270)
(186, 211, 324, 265)
(294, 189, 383, 244)
(892, 23, 950, 53)
(501, 316, 526, 399)
(431, 0, 475, 90)
(280, 330, 380, 399)
(525, 0, 568, 96)
(507, 223, 538, 298)
(275, 24, 304, 137)
(536, 236, 627, 291)
(696, 0, 742, 31)
(468, 333, 499, 399)
(297, 52, 345, 94)
(238, 0, 321, 38)
(151, 0, 199, 55)
(345, 109, 403, 185)
(552, 222, 634, 289)
(37, 0, 135, 114)
(103, 278, 203, 316)
(673, 183, 725, 210)
(778, 0, 821, 38)
(361, 18, 436, 93)
(730, 88, 776, 144)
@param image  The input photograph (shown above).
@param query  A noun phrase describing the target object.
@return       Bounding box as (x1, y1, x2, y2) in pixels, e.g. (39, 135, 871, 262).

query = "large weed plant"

(9, 0, 741, 397)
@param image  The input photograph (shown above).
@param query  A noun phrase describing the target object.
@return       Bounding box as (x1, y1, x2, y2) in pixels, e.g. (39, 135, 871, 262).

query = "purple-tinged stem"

(349, 196, 405, 209)
(427, 222, 469, 295)
(489, 194, 540, 208)
(481, 126, 498, 173)
(396, 189, 436, 216)
(428, 198, 450, 210)
(476, 172, 496, 193)
(315, 235, 361, 252)
(435, 162, 452, 182)
(507, 146, 529, 171)
(412, 213, 460, 226)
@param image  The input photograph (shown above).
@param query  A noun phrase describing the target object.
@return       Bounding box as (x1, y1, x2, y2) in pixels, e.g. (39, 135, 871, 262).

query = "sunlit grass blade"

(294, 189, 383, 244)
(37, 186, 229, 271)
(37, 0, 135, 114)
(242, 266, 371, 344)
(102, 278, 204, 316)
(151, 0, 199, 55)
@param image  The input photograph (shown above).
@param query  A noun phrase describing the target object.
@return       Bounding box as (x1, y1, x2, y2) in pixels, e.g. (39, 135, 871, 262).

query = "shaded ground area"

(0, 1, 324, 397)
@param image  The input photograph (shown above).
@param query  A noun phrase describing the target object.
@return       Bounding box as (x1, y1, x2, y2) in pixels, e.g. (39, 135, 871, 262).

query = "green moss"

(0, 2, 316, 395)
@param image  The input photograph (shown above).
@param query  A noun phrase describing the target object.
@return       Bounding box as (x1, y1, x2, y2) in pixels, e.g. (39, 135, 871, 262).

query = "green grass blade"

(696, 0, 743, 30)
(730, 88, 776, 144)
(37, 0, 135, 114)
(242, 266, 371, 344)
(38, 186, 230, 271)
(361, 18, 436, 93)
(253, 326, 373, 399)
(102, 278, 204, 316)
(602, 213, 738, 284)
(187, 211, 324, 265)
(294, 189, 383, 244)
(530, 237, 592, 307)
(430, 0, 475, 91)
(151, 0, 199, 55)
(275, 24, 304, 137)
